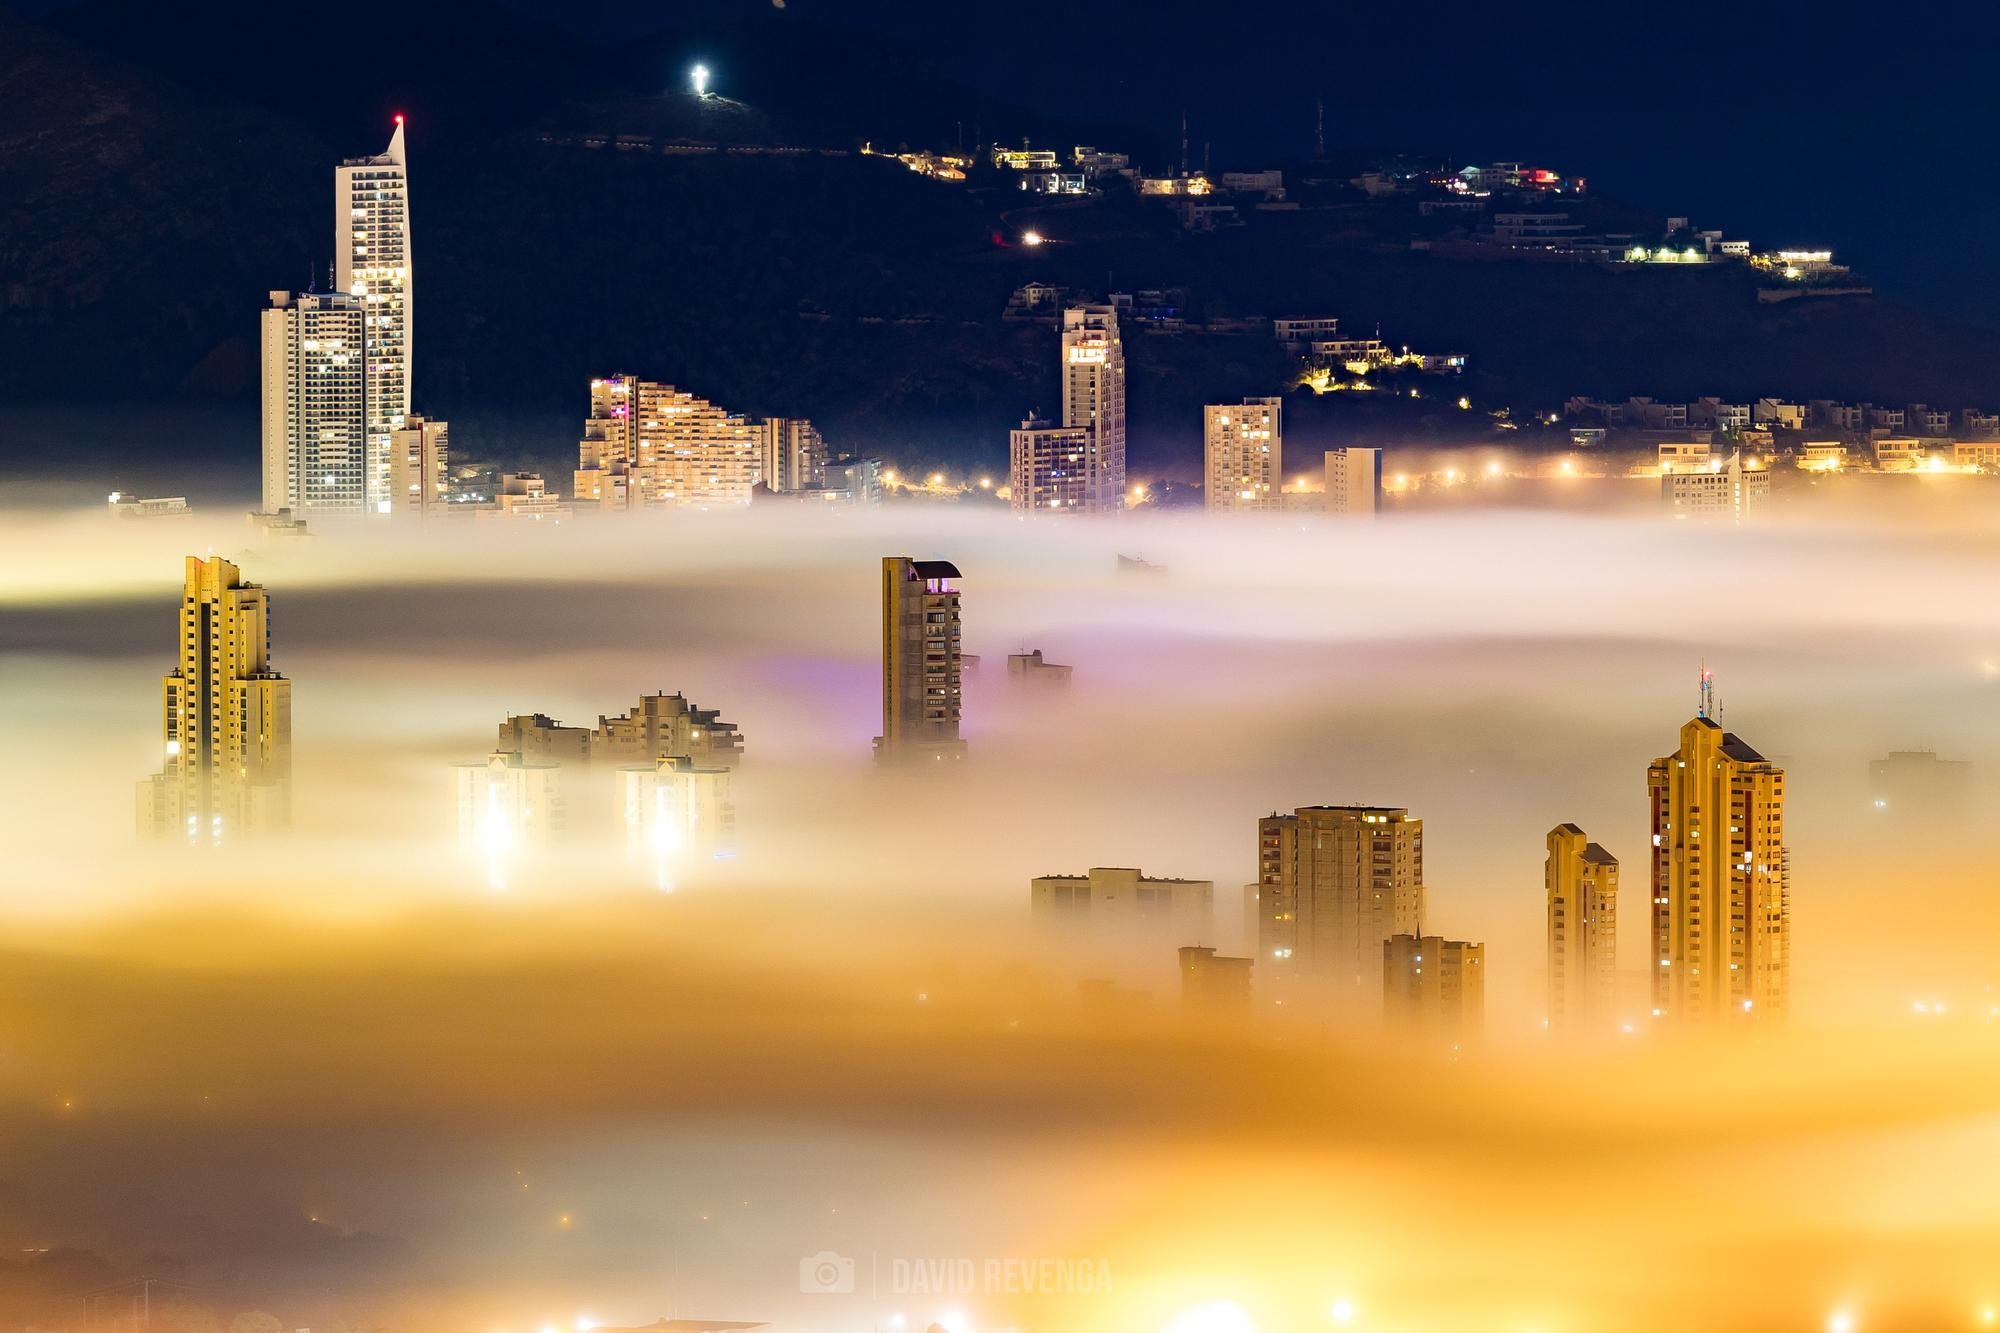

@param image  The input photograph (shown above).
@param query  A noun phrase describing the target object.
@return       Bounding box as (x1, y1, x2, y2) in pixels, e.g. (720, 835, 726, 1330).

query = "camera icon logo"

(799, 1250, 856, 1294)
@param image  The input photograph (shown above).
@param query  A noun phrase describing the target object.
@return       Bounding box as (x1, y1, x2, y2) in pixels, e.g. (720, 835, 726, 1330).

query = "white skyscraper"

(336, 117, 412, 514)
(260, 290, 368, 515)
(1059, 305, 1127, 511)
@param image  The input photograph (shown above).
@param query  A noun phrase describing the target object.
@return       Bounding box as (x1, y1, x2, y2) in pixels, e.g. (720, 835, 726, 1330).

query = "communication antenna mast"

(1180, 108, 1189, 175)
(1315, 94, 1326, 158)
(1698, 663, 1716, 721)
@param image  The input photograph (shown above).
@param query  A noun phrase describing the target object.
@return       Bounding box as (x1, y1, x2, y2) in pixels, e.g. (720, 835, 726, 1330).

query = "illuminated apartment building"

(260, 290, 368, 515)
(453, 750, 562, 888)
(1546, 823, 1619, 1032)
(595, 692, 743, 766)
(1661, 452, 1770, 521)
(1009, 417, 1094, 513)
(335, 118, 412, 513)
(1258, 805, 1424, 995)
(1648, 713, 1788, 1023)
(496, 693, 743, 769)
(1383, 933, 1484, 1045)
(1059, 305, 1127, 511)
(1030, 867, 1216, 935)
(1204, 397, 1283, 511)
(572, 375, 762, 508)
(875, 556, 966, 761)
(389, 413, 449, 515)
(1324, 447, 1381, 515)
(617, 755, 736, 890)
(760, 417, 826, 492)
(137, 556, 292, 841)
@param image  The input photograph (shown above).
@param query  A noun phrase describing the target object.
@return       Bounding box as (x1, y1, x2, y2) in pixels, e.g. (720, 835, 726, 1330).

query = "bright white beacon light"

(691, 64, 710, 96)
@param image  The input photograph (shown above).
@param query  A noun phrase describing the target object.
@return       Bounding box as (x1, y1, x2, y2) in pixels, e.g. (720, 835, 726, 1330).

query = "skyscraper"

(1648, 712, 1789, 1023)
(1546, 823, 1619, 1032)
(1324, 447, 1382, 515)
(875, 556, 966, 761)
(260, 290, 368, 515)
(1204, 397, 1283, 511)
(336, 118, 412, 514)
(137, 556, 292, 842)
(572, 375, 762, 508)
(1059, 305, 1127, 511)
(1258, 805, 1425, 996)
(1383, 933, 1484, 1046)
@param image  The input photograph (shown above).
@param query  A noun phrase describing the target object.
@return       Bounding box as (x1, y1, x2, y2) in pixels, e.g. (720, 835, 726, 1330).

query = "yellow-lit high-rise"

(137, 556, 292, 842)
(1648, 714, 1788, 1023)
(1258, 805, 1424, 997)
(1546, 822, 1619, 1033)
(874, 556, 966, 761)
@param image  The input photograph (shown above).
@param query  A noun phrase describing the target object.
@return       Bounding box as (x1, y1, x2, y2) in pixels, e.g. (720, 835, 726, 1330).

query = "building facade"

(1030, 867, 1216, 933)
(617, 755, 737, 890)
(1662, 453, 1770, 521)
(1648, 716, 1789, 1023)
(260, 290, 368, 515)
(496, 692, 743, 769)
(1009, 418, 1095, 513)
(875, 556, 966, 761)
(1059, 305, 1127, 511)
(1180, 946, 1255, 1015)
(573, 375, 764, 508)
(335, 119, 412, 513)
(453, 750, 562, 888)
(1258, 805, 1425, 996)
(1383, 934, 1484, 1046)
(389, 413, 450, 516)
(138, 556, 292, 841)
(1324, 447, 1382, 515)
(1204, 397, 1283, 512)
(1546, 823, 1619, 1033)
(760, 417, 826, 493)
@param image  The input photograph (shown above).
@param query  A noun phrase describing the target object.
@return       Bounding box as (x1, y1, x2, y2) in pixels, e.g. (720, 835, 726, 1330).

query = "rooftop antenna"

(1698, 663, 1716, 721)
(1180, 108, 1189, 176)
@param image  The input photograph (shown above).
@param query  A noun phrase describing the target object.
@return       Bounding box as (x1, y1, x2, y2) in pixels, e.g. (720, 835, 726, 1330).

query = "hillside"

(7, 2, 2000, 479)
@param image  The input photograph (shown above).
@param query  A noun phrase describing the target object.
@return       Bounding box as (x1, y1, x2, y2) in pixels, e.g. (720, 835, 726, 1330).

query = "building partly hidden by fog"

(1546, 823, 1620, 1034)
(455, 693, 742, 888)
(1648, 715, 1789, 1023)
(1324, 447, 1382, 515)
(137, 556, 292, 843)
(1258, 806, 1425, 1001)
(1868, 749, 1971, 816)
(875, 556, 966, 762)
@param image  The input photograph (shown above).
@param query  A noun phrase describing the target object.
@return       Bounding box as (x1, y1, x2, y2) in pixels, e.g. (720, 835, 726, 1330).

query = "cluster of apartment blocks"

(1025, 709, 1788, 1041)
(452, 692, 744, 889)
(1566, 394, 2000, 439)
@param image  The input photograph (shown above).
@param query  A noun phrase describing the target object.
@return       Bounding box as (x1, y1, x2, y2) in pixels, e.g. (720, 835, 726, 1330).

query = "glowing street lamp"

(691, 64, 710, 96)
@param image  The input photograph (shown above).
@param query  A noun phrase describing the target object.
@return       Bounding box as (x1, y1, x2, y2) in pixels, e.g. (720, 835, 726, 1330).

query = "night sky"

(476, 0, 2000, 328)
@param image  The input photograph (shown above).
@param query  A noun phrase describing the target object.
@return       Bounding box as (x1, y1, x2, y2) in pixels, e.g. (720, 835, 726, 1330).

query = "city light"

(1021, 229, 1045, 246)
(690, 64, 710, 96)
(1165, 1302, 1256, 1333)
